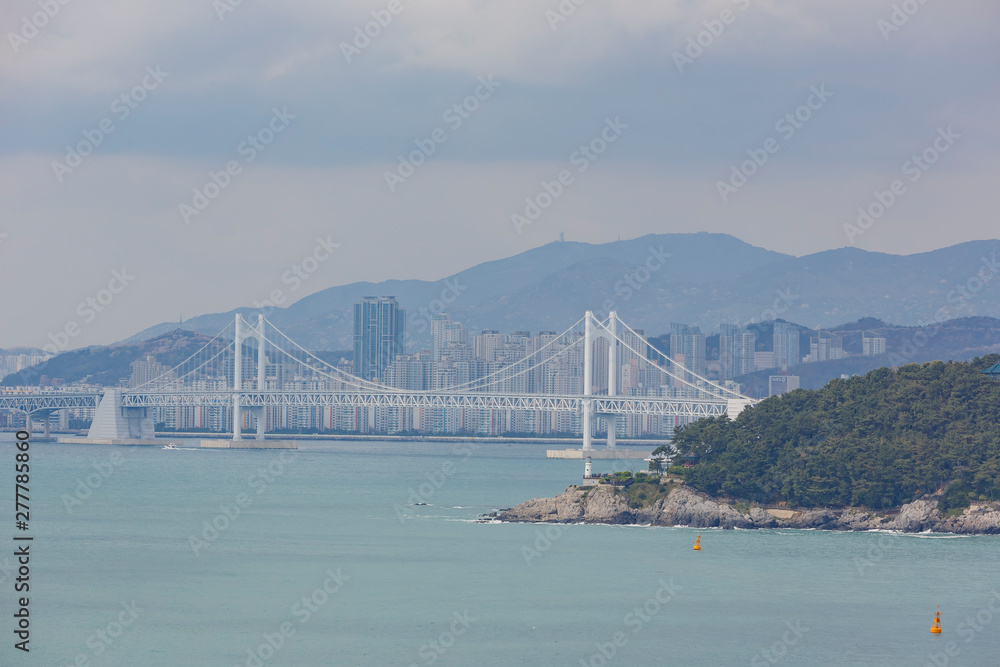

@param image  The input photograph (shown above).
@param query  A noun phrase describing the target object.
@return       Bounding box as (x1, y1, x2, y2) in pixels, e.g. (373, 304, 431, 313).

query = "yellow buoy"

(693, 534, 701, 551)
(930, 606, 942, 634)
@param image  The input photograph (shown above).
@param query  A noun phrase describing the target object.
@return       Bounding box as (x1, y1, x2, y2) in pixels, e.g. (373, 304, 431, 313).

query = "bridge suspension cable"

(611, 317, 752, 401)
(127, 322, 236, 392)
(261, 320, 406, 393)
(264, 314, 588, 395)
(431, 316, 586, 392)
(159, 339, 236, 389)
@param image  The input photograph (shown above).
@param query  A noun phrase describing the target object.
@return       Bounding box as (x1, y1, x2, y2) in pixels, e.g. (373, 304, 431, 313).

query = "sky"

(1, 0, 998, 349)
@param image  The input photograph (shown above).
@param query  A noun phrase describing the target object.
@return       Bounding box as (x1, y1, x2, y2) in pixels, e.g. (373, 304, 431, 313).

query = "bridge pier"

(254, 313, 267, 440)
(87, 391, 155, 441)
(583, 311, 593, 451)
(250, 407, 266, 441)
(607, 311, 617, 449)
(233, 314, 243, 441)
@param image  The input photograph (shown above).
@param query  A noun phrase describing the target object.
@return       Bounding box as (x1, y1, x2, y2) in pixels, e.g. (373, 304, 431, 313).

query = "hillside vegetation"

(1, 330, 224, 387)
(675, 356, 1000, 510)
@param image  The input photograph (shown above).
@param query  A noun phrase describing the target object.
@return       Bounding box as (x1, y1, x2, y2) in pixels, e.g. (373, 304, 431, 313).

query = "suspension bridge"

(0, 311, 756, 458)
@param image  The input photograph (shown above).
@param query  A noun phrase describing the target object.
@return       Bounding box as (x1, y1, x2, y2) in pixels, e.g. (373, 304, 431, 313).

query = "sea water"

(4, 436, 1000, 666)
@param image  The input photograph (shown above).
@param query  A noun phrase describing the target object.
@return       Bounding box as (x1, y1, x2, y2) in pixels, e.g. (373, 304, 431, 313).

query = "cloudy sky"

(1, 0, 998, 349)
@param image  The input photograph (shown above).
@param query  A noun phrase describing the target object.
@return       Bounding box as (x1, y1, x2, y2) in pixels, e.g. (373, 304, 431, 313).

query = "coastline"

(493, 483, 1000, 535)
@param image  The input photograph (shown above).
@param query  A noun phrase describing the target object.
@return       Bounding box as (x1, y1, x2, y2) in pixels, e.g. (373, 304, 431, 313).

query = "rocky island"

(497, 480, 1000, 534)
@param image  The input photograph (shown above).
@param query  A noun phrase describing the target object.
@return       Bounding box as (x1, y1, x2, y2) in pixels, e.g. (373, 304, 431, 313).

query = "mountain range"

(125, 232, 1000, 351)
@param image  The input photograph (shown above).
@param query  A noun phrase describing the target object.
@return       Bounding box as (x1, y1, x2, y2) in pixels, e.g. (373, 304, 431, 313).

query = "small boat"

(163, 444, 179, 450)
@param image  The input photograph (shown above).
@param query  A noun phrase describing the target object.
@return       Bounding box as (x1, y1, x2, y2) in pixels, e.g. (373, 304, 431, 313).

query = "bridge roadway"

(120, 390, 731, 418)
(0, 392, 101, 413)
(1, 390, 732, 419)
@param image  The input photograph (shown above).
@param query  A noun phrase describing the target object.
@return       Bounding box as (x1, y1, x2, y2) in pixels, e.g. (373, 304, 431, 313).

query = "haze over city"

(5, 4, 1000, 666)
(2, 0, 999, 348)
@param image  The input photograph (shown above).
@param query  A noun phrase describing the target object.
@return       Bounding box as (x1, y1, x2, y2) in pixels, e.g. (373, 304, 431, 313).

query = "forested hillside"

(675, 356, 1000, 510)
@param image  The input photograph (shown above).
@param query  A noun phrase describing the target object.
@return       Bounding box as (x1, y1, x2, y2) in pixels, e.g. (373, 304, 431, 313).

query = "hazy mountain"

(1, 330, 222, 387)
(735, 316, 1000, 397)
(15, 316, 1000, 391)
(124, 233, 1000, 350)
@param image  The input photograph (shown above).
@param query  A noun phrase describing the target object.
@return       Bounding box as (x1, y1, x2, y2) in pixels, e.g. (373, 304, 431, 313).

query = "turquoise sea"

(4, 436, 1000, 666)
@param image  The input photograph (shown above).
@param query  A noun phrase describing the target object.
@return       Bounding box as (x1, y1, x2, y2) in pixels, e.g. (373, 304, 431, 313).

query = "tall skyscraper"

(772, 321, 800, 370)
(719, 324, 756, 380)
(473, 330, 504, 362)
(430, 314, 467, 362)
(670, 323, 706, 378)
(354, 297, 405, 381)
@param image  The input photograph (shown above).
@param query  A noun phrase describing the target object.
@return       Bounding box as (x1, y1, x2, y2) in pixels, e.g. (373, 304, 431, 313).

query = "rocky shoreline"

(494, 484, 1000, 534)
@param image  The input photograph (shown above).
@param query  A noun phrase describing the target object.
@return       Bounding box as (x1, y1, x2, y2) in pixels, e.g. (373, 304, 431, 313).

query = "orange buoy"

(693, 534, 701, 551)
(930, 606, 942, 634)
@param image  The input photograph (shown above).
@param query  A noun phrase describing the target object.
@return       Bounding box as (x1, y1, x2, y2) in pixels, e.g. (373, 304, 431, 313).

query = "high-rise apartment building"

(473, 330, 504, 362)
(430, 314, 467, 362)
(129, 356, 177, 388)
(772, 321, 800, 370)
(862, 333, 887, 357)
(670, 324, 706, 378)
(719, 324, 756, 380)
(804, 332, 846, 363)
(353, 296, 405, 381)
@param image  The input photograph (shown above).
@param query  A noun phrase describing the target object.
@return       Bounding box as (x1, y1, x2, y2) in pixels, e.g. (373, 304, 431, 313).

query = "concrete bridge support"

(87, 391, 155, 441)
